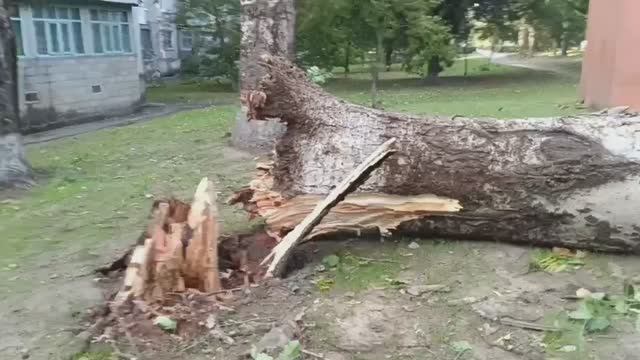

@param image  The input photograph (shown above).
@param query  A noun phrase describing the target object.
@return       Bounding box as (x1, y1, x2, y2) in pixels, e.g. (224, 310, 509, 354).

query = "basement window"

(92, 85, 102, 93)
(24, 91, 40, 103)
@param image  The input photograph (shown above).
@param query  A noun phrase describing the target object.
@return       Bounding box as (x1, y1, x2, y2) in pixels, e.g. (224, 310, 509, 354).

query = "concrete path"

(24, 103, 208, 146)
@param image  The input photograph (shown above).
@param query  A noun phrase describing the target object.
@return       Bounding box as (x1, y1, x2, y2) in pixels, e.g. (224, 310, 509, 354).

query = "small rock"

(344, 291, 355, 298)
(482, 323, 499, 336)
(408, 242, 420, 249)
(49, 274, 59, 279)
(576, 288, 592, 298)
(20, 348, 30, 359)
(254, 324, 296, 354)
(558, 345, 577, 352)
(210, 328, 234, 345)
(205, 314, 217, 329)
(447, 297, 480, 306)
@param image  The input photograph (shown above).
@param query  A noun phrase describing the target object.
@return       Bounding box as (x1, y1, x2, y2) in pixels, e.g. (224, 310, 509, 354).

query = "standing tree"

(230, 0, 295, 154)
(0, 0, 32, 189)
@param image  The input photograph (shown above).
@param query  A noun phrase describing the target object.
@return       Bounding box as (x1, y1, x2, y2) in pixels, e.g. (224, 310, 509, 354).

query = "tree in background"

(0, 0, 33, 189)
(178, 0, 241, 87)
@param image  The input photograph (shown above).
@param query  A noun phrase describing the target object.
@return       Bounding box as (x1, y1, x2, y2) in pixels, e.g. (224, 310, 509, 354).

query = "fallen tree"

(233, 56, 640, 254)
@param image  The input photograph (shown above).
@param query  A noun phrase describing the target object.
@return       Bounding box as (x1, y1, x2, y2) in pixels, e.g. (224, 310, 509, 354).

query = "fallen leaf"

(568, 302, 593, 320)
(321, 255, 340, 268)
(153, 316, 177, 332)
(408, 242, 420, 249)
(276, 340, 301, 360)
(451, 340, 473, 353)
(586, 317, 610, 332)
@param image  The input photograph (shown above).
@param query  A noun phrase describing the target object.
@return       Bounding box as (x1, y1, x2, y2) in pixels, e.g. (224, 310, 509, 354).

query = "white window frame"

(88, 8, 133, 55)
(32, 6, 84, 57)
(180, 31, 193, 50)
(161, 29, 174, 50)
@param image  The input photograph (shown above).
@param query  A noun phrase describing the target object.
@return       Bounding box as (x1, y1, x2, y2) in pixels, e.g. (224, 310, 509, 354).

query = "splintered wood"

(229, 165, 462, 243)
(112, 178, 221, 309)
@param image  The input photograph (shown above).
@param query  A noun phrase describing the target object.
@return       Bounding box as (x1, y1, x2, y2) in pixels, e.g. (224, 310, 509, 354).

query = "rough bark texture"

(231, 0, 295, 154)
(0, 0, 32, 189)
(238, 57, 640, 254)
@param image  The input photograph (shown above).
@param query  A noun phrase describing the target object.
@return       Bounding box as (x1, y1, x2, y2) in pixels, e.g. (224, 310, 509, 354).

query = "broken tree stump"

(112, 178, 222, 309)
(233, 56, 640, 254)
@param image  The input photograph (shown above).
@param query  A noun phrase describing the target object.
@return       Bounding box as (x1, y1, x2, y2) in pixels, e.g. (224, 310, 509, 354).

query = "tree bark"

(235, 57, 640, 254)
(231, 0, 295, 154)
(0, 0, 33, 189)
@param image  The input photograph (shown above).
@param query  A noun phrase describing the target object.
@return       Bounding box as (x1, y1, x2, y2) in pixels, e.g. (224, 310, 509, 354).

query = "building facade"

(10, 0, 145, 132)
(581, 0, 640, 110)
(134, 0, 182, 80)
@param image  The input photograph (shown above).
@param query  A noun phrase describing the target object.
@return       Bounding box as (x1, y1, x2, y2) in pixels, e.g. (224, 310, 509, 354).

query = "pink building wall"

(581, 0, 640, 110)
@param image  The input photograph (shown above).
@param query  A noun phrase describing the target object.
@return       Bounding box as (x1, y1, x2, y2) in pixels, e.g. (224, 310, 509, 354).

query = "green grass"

(147, 59, 583, 118)
(0, 106, 256, 289)
(327, 58, 583, 118)
(146, 79, 238, 105)
(315, 246, 403, 293)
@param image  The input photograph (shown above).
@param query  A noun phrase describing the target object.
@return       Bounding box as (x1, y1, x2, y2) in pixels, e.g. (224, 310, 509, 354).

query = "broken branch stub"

(262, 138, 399, 277)
(111, 178, 222, 309)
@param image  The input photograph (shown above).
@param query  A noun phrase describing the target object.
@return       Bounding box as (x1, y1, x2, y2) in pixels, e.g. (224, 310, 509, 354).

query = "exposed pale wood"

(262, 138, 398, 277)
(113, 178, 223, 305)
(231, 163, 462, 241)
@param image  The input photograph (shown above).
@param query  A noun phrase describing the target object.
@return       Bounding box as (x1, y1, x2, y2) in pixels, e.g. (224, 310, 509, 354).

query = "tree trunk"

(384, 41, 393, 72)
(560, 34, 569, 57)
(344, 41, 351, 76)
(234, 57, 640, 254)
(427, 56, 441, 79)
(519, 20, 530, 55)
(0, 0, 33, 189)
(370, 29, 383, 109)
(231, 0, 295, 154)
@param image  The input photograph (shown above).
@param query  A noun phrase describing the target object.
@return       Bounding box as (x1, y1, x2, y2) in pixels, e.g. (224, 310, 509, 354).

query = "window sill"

(19, 53, 136, 60)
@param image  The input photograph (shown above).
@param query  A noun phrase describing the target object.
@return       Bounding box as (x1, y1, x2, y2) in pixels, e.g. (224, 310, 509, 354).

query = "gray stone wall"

(17, 55, 144, 131)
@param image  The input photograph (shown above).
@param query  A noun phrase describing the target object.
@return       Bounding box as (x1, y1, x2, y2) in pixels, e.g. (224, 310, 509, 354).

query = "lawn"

(148, 58, 583, 119)
(0, 106, 257, 290)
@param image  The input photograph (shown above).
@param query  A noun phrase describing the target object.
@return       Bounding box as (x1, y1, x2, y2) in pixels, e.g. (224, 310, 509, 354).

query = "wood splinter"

(261, 138, 398, 278)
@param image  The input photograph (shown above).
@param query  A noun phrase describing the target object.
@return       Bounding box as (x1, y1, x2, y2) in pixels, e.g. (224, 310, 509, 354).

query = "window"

(140, 28, 154, 60)
(8, 5, 23, 56)
(180, 31, 193, 50)
(161, 30, 173, 50)
(32, 6, 84, 56)
(90, 9, 132, 54)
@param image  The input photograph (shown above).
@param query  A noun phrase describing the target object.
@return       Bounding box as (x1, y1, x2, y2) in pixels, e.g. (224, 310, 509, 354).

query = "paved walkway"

(24, 103, 207, 145)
